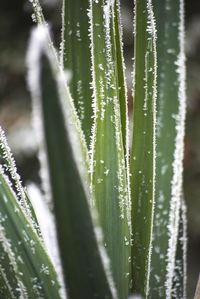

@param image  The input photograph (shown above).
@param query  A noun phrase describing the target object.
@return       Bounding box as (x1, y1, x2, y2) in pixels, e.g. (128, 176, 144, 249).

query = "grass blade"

(89, 1, 131, 298)
(30, 0, 46, 25)
(172, 198, 187, 299)
(112, 0, 129, 155)
(0, 167, 61, 298)
(61, 0, 92, 146)
(0, 127, 41, 237)
(149, 1, 186, 297)
(27, 25, 115, 299)
(130, 0, 157, 296)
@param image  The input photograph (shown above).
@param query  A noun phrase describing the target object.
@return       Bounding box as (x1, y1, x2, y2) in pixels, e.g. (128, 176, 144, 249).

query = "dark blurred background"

(0, 1, 199, 297)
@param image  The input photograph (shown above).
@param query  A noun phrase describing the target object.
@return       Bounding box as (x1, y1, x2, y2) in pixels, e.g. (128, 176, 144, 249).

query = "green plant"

(0, 0, 187, 298)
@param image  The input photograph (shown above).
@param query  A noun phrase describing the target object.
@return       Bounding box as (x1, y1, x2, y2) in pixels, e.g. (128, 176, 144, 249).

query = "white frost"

(166, 0, 186, 298)
(0, 127, 39, 235)
(27, 183, 66, 299)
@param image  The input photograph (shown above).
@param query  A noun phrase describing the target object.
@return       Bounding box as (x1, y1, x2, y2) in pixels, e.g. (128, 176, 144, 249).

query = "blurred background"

(0, 0, 199, 297)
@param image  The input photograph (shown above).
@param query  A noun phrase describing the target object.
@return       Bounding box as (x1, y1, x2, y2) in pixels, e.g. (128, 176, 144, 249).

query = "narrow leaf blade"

(89, 1, 131, 297)
(130, 0, 157, 296)
(27, 26, 115, 299)
(0, 168, 61, 298)
(62, 0, 93, 146)
(0, 127, 41, 237)
(149, 0, 186, 297)
(112, 0, 129, 154)
(172, 198, 187, 299)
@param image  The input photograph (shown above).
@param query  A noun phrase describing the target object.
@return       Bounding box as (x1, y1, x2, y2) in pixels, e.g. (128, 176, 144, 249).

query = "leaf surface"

(130, 0, 157, 296)
(27, 25, 115, 299)
(172, 198, 187, 299)
(149, 1, 186, 297)
(61, 0, 92, 146)
(0, 167, 61, 299)
(0, 128, 40, 236)
(89, 1, 131, 298)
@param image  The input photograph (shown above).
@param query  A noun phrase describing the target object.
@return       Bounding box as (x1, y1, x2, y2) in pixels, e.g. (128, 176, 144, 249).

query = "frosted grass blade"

(31, 0, 93, 146)
(149, 1, 186, 297)
(27, 183, 65, 291)
(89, 1, 131, 298)
(61, 0, 92, 146)
(130, 0, 157, 296)
(0, 127, 41, 237)
(112, 0, 129, 154)
(30, 0, 46, 25)
(0, 168, 61, 298)
(172, 198, 187, 299)
(27, 26, 115, 299)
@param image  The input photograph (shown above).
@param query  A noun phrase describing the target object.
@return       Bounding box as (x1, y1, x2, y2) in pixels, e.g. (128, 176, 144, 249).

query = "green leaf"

(112, 1, 129, 155)
(0, 167, 61, 298)
(27, 26, 115, 299)
(31, 0, 93, 147)
(130, 0, 157, 296)
(89, 1, 131, 298)
(149, 0, 186, 297)
(61, 0, 93, 146)
(0, 127, 41, 237)
(172, 198, 187, 299)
